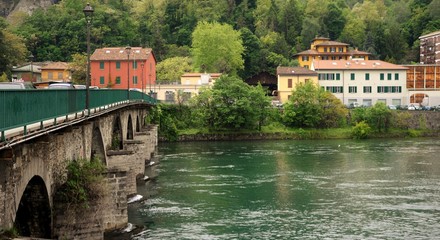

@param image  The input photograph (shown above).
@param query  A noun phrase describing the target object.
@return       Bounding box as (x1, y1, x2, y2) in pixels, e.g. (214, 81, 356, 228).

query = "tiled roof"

(181, 73, 222, 77)
(41, 62, 69, 70)
(313, 60, 408, 70)
(296, 49, 319, 55)
(315, 41, 349, 46)
(277, 66, 317, 76)
(90, 47, 153, 61)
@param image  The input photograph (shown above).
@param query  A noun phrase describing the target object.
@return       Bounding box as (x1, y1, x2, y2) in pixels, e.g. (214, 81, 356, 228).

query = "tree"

(191, 21, 244, 74)
(366, 102, 391, 133)
(190, 75, 271, 130)
(0, 18, 27, 77)
(283, 81, 347, 128)
(69, 53, 87, 84)
(156, 57, 192, 83)
(323, 3, 346, 40)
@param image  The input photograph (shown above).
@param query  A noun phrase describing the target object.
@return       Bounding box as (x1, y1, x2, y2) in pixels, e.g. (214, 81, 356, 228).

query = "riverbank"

(159, 127, 440, 142)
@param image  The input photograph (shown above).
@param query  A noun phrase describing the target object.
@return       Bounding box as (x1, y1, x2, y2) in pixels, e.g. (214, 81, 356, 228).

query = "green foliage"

(352, 121, 371, 139)
(69, 53, 87, 84)
(418, 115, 427, 130)
(390, 111, 411, 129)
(156, 57, 192, 83)
(407, 129, 422, 138)
(57, 158, 106, 208)
(191, 21, 244, 74)
(147, 104, 183, 141)
(282, 81, 347, 128)
(0, 73, 8, 82)
(0, 227, 19, 238)
(366, 102, 391, 133)
(190, 75, 271, 131)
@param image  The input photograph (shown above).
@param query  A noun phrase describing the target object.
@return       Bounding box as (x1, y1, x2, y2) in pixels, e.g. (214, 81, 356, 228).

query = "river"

(128, 138, 440, 239)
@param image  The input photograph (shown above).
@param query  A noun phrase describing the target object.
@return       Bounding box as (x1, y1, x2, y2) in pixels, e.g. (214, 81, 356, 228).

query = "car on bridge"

(0, 82, 36, 89)
(48, 83, 76, 89)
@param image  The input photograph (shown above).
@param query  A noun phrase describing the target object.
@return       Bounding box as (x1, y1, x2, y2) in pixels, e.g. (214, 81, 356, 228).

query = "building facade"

(405, 64, 440, 106)
(40, 62, 71, 82)
(276, 66, 318, 103)
(312, 60, 408, 107)
(419, 30, 440, 65)
(90, 47, 156, 91)
(296, 37, 371, 69)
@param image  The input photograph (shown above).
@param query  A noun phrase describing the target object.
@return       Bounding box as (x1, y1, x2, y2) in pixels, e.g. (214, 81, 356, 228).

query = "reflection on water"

(129, 139, 440, 239)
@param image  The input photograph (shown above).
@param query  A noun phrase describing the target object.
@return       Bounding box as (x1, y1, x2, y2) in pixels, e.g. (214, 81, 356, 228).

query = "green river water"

(128, 138, 440, 239)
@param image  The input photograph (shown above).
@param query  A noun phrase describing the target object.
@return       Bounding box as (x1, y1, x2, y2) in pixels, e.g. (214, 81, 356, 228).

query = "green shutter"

(365, 73, 370, 80)
(116, 62, 120, 69)
(100, 76, 104, 84)
(380, 73, 384, 80)
(116, 76, 121, 84)
(395, 73, 399, 80)
(336, 73, 340, 80)
(100, 62, 104, 69)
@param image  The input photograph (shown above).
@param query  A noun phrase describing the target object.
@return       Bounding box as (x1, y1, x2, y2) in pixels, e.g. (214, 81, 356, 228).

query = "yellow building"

(40, 62, 71, 82)
(277, 66, 318, 103)
(296, 37, 370, 69)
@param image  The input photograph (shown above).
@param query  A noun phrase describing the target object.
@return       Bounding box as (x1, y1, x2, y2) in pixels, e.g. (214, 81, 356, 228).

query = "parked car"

(408, 104, 416, 110)
(348, 102, 360, 109)
(0, 82, 36, 89)
(388, 105, 397, 110)
(48, 83, 75, 89)
(74, 84, 86, 89)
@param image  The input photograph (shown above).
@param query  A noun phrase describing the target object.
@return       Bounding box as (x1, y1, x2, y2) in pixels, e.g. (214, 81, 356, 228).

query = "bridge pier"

(0, 104, 158, 239)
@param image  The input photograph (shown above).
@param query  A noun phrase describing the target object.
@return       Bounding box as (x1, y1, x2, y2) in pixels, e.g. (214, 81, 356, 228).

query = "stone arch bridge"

(0, 90, 158, 239)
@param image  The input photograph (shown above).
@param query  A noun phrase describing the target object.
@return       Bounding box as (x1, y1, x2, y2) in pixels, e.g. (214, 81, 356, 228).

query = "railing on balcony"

(0, 89, 157, 141)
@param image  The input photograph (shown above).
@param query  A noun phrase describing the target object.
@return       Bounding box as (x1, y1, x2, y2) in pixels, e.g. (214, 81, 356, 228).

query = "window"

(133, 76, 138, 84)
(116, 76, 121, 84)
(165, 91, 175, 103)
(48, 72, 53, 80)
(324, 47, 328, 52)
(349, 86, 357, 93)
(58, 72, 63, 79)
(395, 73, 399, 80)
(182, 92, 191, 102)
(350, 73, 355, 80)
(133, 61, 138, 69)
(363, 86, 372, 93)
(377, 86, 402, 93)
(319, 73, 336, 80)
(331, 56, 337, 60)
(302, 56, 309, 61)
(116, 61, 120, 69)
(100, 76, 105, 85)
(330, 47, 336, 52)
(322, 56, 329, 60)
(338, 47, 343, 52)
(326, 86, 343, 93)
(363, 99, 372, 107)
(336, 73, 340, 80)
(288, 79, 292, 88)
(365, 73, 370, 81)
(387, 73, 392, 80)
(380, 73, 384, 80)
(100, 61, 104, 69)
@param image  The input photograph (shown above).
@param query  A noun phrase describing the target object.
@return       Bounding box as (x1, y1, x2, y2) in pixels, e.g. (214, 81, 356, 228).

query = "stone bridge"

(0, 102, 158, 239)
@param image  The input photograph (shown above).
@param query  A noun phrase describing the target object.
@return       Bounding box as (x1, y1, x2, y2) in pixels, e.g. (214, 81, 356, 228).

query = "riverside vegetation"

(148, 75, 429, 141)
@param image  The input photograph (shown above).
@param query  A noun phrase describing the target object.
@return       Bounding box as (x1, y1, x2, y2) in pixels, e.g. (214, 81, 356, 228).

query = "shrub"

(352, 121, 372, 139)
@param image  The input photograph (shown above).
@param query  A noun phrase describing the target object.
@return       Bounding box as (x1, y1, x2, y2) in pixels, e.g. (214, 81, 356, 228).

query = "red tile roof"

(313, 60, 407, 70)
(90, 47, 154, 61)
(277, 66, 317, 76)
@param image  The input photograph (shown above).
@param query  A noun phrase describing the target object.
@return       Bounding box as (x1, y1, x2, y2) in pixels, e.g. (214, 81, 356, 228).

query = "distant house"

(296, 37, 371, 69)
(312, 59, 407, 107)
(276, 67, 318, 103)
(11, 63, 43, 82)
(419, 30, 440, 65)
(40, 62, 71, 82)
(90, 47, 156, 90)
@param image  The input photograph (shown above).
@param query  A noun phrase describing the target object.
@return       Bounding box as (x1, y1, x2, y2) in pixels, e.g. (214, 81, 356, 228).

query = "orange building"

(40, 62, 71, 82)
(405, 64, 440, 106)
(296, 37, 370, 69)
(90, 47, 156, 91)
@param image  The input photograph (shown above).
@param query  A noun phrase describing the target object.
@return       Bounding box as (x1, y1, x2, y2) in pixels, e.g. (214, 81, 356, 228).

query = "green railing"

(0, 89, 157, 141)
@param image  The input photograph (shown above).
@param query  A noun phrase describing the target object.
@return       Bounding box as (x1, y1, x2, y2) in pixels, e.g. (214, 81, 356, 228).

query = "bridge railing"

(0, 89, 157, 141)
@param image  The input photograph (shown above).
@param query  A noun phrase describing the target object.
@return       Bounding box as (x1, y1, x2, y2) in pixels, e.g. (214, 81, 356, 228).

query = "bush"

(352, 121, 372, 139)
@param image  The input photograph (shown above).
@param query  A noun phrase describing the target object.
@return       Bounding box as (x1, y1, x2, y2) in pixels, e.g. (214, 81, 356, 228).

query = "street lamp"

(28, 53, 34, 82)
(141, 62, 144, 101)
(83, 3, 94, 115)
(125, 46, 131, 101)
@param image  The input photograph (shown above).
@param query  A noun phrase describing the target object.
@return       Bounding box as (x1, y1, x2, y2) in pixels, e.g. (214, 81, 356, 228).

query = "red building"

(90, 47, 156, 91)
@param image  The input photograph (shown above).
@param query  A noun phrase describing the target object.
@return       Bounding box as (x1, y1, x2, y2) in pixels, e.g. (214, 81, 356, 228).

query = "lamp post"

(141, 62, 144, 101)
(125, 46, 131, 101)
(28, 53, 34, 82)
(83, 3, 94, 116)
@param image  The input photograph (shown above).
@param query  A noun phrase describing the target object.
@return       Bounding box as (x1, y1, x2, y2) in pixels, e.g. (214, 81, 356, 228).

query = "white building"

(311, 59, 408, 107)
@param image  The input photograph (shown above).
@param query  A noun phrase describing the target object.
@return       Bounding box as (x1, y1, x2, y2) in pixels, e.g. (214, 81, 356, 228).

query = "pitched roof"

(295, 49, 371, 56)
(313, 60, 407, 70)
(41, 62, 69, 70)
(315, 41, 349, 46)
(90, 47, 154, 61)
(277, 66, 317, 76)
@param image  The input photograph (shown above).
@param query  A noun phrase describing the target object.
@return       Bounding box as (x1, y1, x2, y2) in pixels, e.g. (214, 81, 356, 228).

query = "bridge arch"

(111, 116, 123, 150)
(91, 123, 106, 165)
(410, 93, 429, 105)
(127, 115, 134, 140)
(14, 175, 51, 238)
(136, 115, 141, 132)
